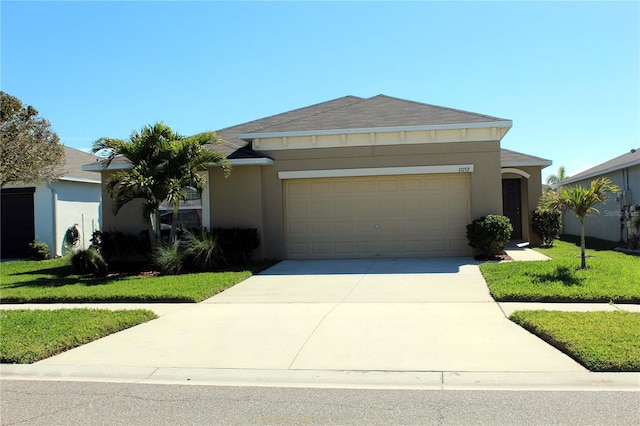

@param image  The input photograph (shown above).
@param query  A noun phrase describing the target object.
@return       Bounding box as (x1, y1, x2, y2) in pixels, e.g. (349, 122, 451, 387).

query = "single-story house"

(558, 148, 640, 242)
(1, 147, 102, 259)
(85, 95, 551, 259)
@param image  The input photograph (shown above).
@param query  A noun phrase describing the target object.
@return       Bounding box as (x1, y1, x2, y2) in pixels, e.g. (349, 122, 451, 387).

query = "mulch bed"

(474, 253, 513, 262)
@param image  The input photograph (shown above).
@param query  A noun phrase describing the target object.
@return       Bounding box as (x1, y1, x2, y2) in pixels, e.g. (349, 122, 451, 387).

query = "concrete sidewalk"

(2, 255, 638, 391)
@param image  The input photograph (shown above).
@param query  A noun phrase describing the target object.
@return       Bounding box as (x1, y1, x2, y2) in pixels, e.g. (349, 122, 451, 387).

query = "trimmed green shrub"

(213, 227, 259, 264)
(531, 208, 562, 247)
(466, 214, 513, 255)
(71, 248, 107, 275)
(90, 230, 150, 263)
(28, 239, 50, 260)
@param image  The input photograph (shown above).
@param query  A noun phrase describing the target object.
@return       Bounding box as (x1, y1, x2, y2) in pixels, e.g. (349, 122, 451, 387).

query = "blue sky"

(2, 1, 638, 182)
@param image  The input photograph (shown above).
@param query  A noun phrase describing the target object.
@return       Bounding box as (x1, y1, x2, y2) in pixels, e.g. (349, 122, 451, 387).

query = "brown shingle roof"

(214, 95, 364, 155)
(240, 94, 509, 136)
(86, 95, 522, 167)
(500, 148, 552, 167)
(560, 148, 640, 185)
(61, 146, 101, 182)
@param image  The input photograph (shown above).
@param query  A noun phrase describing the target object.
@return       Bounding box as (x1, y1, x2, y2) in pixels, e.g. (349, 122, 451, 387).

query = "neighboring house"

(1, 147, 102, 258)
(557, 148, 640, 243)
(85, 95, 550, 259)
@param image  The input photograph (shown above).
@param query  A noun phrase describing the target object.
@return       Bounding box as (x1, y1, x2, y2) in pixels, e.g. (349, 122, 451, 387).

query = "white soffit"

(278, 165, 474, 180)
(501, 160, 553, 168)
(241, 121, 512, 140)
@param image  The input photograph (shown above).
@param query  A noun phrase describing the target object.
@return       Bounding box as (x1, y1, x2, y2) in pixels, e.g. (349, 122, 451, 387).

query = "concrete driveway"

(38, 258, 585, 372)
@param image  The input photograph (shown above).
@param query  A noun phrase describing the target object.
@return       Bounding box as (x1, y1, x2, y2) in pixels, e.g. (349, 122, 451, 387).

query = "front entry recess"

(502, 178, 522, 240)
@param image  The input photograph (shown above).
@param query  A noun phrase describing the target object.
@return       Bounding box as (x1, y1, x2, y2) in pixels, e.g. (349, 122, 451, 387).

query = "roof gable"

(241, 94, 509, 137)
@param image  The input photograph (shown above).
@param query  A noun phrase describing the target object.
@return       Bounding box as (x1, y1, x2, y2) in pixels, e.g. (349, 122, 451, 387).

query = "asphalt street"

(2, 380, 639, 425)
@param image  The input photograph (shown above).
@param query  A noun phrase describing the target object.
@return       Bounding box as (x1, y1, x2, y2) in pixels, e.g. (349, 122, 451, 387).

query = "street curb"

(2, 364, 638, 391)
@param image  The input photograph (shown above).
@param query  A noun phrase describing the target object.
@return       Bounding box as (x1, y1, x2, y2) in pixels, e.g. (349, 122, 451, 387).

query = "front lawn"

(510, 310, 640, 372)
(480, 240, 640, 302)
(0, 258, 262, 303)
(0, 308, 157, 363)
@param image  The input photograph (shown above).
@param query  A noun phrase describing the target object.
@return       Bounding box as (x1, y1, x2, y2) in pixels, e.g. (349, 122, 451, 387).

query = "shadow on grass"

(11, 265, 72, 277)
(1, 275, 129, 289)
(528, 265, 585, 287)
(559, 234, 621, 251)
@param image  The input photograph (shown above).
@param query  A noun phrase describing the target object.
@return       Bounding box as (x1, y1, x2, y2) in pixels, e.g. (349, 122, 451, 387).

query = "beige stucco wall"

(561, 167, 637, 242)
(98, 138, 509, 260)
(100, 170, 148, 235)
(257, 139, 503, 259)
(208, 165, 265, 259)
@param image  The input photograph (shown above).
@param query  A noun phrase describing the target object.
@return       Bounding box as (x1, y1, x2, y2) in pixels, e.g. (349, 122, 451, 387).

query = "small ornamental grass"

(0, 309, 157, 363)
(510, 310, 640, 372)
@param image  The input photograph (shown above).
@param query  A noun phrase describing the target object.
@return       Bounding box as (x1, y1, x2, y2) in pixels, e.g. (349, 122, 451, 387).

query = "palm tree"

(539, 177, 620, 269)
(546, 165, 568, 186)
(163, 135, 229, 243)
(93, 122, 229, 246)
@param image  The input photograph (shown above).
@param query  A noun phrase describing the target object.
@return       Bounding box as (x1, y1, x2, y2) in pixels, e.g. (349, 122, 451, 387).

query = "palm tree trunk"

(147, 213, 157, 248)
(155, 211, 162, 245)
(580, 218, 586, 269)
(169, 204, 179, 244)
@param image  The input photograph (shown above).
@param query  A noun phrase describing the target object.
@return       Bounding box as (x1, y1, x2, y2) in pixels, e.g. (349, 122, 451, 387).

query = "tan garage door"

(284, 174, 471, 259)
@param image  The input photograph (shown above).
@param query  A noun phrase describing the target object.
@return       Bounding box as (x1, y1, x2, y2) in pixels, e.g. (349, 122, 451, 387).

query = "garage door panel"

(332, 181, 353, 193)
(377, 179, 399, 192)
(356, 241, 378, 256)
(400, 178, 422, 191)
(425, 218, 446, 231)
(310, 182, 330, 194)
(355, 180, 376, 192)
(355, 220, 376, 233)
(449, 176, 470, 189)
(399, 219, 424, 233)
(310, 222, 331, 234)
(310, 242, 332, 255)
(285, 174, 471, 259)
(333, 221, 354, 233)
(288, 222, 308, 235)
(377, 219, 399, 233)
(425, 178, 446, 190)
(355, 200, 377, 215)
(449, 217, 469, 231)
(310, 200, 330, 215)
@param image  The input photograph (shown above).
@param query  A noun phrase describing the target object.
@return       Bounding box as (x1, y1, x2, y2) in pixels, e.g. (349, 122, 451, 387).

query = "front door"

(502, 179, 522, 240)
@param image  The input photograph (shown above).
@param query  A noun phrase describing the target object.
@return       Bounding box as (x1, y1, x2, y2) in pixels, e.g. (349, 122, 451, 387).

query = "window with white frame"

(157, 171, 210, 236)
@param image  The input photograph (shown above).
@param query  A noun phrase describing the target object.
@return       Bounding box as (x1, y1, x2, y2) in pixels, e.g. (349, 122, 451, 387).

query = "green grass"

(480, 240, 640, 302)
(0, 258, 260, 303)
(0, 308, 157, 363)
(510, 310, 640, 372)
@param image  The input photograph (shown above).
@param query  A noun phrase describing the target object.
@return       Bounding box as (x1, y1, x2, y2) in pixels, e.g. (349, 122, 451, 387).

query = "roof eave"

(58, 176, 101, 184)
(239, 121, 513, 140)
(502, 160, 553, 168)
(559, 158, 640, 186)
(82, 157, 273, 172)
